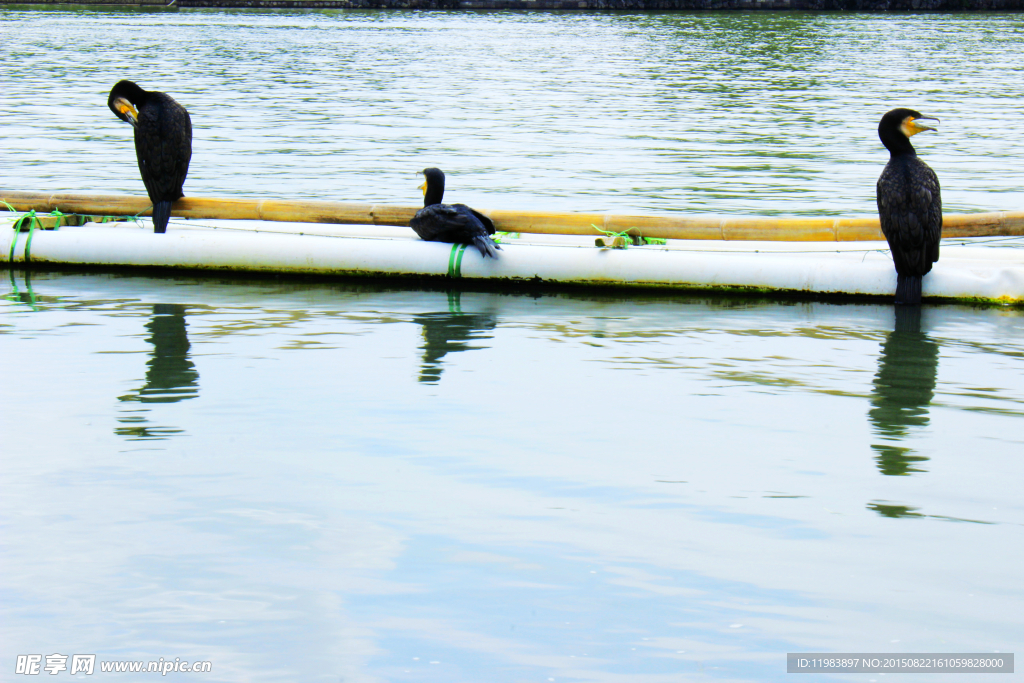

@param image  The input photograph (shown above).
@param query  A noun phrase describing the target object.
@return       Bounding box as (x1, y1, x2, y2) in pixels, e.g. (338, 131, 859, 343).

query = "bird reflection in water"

(116, 304, 199, 440)
(868, 306, 939, 476)
(414, 291, 497, 384)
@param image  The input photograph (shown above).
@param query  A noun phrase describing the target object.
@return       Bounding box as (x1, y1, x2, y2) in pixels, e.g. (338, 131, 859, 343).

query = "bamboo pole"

(4, 190, 1024, 242)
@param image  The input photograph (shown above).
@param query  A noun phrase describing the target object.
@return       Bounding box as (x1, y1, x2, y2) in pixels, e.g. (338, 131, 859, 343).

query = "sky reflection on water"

(1, 271, 1023, 681)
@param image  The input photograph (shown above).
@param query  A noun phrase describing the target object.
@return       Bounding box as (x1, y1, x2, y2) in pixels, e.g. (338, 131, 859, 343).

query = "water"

(2, 8, 1024, 683)
(2, 10, 1024, 216)
(2, 270, 1023, 681)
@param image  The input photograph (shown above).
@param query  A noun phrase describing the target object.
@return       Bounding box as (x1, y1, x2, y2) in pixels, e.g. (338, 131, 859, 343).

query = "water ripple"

(3, 10, 1024, 217)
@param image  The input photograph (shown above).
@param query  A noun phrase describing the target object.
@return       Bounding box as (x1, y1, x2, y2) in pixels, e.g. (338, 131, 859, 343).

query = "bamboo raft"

(5, 190, 1024, 241)
(4, 190, 1024, 302)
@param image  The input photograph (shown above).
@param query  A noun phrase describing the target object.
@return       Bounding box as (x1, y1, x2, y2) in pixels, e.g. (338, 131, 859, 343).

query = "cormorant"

(409, 168, 501, 258)
(108, 80, 192, 234)
(876, 108, 941, 305)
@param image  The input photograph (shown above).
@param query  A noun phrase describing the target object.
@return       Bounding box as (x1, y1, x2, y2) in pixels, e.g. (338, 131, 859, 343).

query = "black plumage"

(409, 168, 501, 258)
(876, 108, 942, 305)
(108, 80, 192, 234)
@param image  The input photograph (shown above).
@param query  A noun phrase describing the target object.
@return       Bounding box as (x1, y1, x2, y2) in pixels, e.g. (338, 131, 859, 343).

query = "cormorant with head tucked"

(108, 80, 192, 234)
(876, 108, 941, 305)
(410, 168, 501, 258)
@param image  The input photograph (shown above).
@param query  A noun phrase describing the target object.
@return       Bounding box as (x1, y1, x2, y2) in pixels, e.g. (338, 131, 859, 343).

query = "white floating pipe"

(3, 218, 1024, 301)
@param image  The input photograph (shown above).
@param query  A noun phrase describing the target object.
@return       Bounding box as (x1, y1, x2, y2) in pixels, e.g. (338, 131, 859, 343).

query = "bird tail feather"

(895, 274, 923, 305)
(472, 235, 501, 259)
(152, 201, 173, 234)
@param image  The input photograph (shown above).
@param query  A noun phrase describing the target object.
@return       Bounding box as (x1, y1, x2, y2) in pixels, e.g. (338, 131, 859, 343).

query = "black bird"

(876, 108, 942, 305)
(108, 80, 192, 234)
(409, 168, 501, 258)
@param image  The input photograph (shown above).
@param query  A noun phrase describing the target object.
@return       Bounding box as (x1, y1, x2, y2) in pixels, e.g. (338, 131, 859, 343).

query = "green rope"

(454, 243, 467, 277)
(13, 210, 134, 231)
(7, 216, 20, 264)
(447, 243, 469, 278)
(492, 231, 520, 244)
(591, 223, 633, 248)
(447, 243, 460, 276)
(8, 210, 32, 263)
(5, 209, 140, 264)
(24, 212, 43, 263)
(590, 224, 667, 247)
(134, 205, 152, 227)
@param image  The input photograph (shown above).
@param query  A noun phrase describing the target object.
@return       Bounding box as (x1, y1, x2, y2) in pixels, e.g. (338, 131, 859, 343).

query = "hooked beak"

(113, 97, 139, 127)
(904, 115, 939, 136)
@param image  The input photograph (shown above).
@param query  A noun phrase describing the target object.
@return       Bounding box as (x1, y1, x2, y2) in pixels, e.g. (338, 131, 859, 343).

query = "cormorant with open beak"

(409, 168, 501, 258)
(876, 108, 941, 305)
(108, 80, 192, 234)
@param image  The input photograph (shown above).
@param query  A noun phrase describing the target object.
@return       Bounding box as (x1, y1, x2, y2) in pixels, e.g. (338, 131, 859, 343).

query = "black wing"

(465, 206, 495, 235)
(877, 158, 941, 277)
(135, 93, 192, 204)
(410, 204, 479, 242)
(410, 204, 501, 257)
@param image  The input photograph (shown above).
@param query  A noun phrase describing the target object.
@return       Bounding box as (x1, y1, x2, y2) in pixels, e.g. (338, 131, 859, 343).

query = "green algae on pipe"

(3, 217, 1023, 303)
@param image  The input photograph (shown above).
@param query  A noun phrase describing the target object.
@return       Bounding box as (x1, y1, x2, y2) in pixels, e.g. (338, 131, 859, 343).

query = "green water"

(2, 8, 1024, 683)
(2, 9, 1024, 216)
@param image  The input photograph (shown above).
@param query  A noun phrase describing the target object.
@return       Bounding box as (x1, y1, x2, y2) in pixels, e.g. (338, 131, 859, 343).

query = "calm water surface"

(2, 9, 1024, 215)
(2, 271, 1023, 682)
(2, 8, 1024, 683)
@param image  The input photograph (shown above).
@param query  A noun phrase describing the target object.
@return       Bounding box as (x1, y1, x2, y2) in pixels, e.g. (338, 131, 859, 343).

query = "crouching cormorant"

(876, 108, 942, 305)
(410, 168, 500, 258)
(108, 80, 192, 234)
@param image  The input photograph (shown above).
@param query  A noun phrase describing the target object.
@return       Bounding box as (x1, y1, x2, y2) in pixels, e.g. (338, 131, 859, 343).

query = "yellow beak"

(114, 97, 139, 127)
(903, 115, 938, 137)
